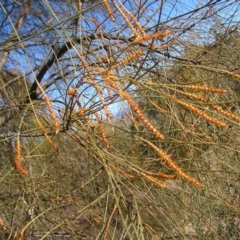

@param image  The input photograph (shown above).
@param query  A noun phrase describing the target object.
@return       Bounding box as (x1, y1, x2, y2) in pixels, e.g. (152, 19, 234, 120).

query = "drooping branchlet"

(119, 91, 165, 140)
(15, 138, 27, 175)
(94, 112, 110, 148)
(103, 0, 115, 21)
(36, 118, 59, 152)
(174, 98, 227, 128)
(182, 85, 227, 93)
(140, 138, 203, 187)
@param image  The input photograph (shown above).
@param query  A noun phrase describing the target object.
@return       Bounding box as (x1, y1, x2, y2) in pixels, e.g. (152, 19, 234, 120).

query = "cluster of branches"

(0, 0, 240, 239)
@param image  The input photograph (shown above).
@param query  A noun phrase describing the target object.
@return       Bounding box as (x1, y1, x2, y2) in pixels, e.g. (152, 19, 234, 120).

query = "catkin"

(182, 85, 227, 93)
(119, 91, 165, 140)
(95, 67, 117, 90)
(109, 164, 134, 179)
(147, 29, 171, 40)
(211, 105, 240, 122)
(45, 95, 60, 134)
(139, 171, 166, 188)
(0, 218, 6, 230)
(67, 88, 78, 96)
(180, 92, 208, 103)
(145, 170, 176, 180)
(36, 118, 59, 152)
(140, 138, 202, 187)
(111, 50, 142, 69)
(94, 112, 110, 148)
(93, 84, 113, 120)
(216, 69, 240, 82)
(103, 0, 115, 21)
(33, 77, 60, 134)
(139, 29, 171, 42)
(113, 2, 140, 38)
(78, 108, 95, 128)
(117, 0, 146, 36)
(174, 99, 227, 128)
(180, 91, 240, 123)
(132, 29, 171, 44)
(15, 139, 27, 175)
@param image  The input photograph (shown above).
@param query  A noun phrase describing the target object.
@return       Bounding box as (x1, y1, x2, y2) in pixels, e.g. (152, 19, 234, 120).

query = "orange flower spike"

(111, 50, 142, 69)
(133, 29, 171, 44)
(175, 99, 227, 128)
(113, 2, 140, 38)
(141, 138, 203, 187)
(103, 0, 115, 21)
(216, 69, 240, 82)
(36, 118, 59, 152)
(180, 92, 208, 103)
(146, 171, 176, 180)
(211, 105, 240, 122)
(15, 139, 27, 175)
(109, 164, 134, 179)
(139, 171, 166, 188)
(99, 121, 110, 148)
(183, 85, 227, 93)
(78, 108, 95, 128)
(117, 0, 146, 36)
(149, 29, 171, 39)
(67, 88, 78, 96)
(45, 95, 60, 134)
(119, 91, 165, 140)
(141, 29, 171, 41)
(95, 67, 118, 90)
(94, 113, 110, 148)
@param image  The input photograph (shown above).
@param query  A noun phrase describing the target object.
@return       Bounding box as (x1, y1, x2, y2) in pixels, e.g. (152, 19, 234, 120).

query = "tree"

(0, 0, 240, 239)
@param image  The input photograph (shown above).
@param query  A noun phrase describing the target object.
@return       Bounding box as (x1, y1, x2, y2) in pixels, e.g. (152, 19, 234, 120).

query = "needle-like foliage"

(0, 1, 239, 239)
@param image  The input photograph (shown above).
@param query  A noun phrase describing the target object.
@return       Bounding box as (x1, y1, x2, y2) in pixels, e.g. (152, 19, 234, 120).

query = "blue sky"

(1, 0, 240, 121)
